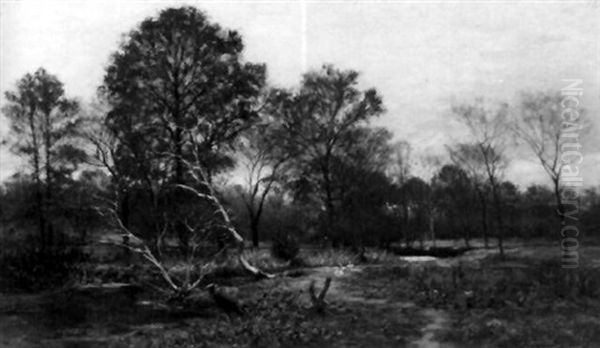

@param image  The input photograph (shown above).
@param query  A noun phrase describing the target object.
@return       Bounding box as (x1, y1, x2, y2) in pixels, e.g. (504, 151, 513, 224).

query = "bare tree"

(87, 123, 273, 296)
(237, 121, 288, 247)
(513, 91, 588, 224)
(308, 277, 332, 313)
(85, 103, 275, 297)
(452, 99, 509, 256)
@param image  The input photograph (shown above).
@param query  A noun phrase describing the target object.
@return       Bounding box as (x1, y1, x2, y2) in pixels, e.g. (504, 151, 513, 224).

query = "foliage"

(102, 6, 265, 183)
(406, 258, 600, 311)
(0, 240, 87, 292)
(422, 258, 600, 347)
(269, 65, 386, 241)
(432, 165, 477, 243)
(2, 68, 84, 249)
(85, 6, 270, 295)
(0, 172, 108, 245)
(98, 5, 266, 248)
(271, 233, 300, 262)
(236, 119, 289, 247)
(3, 68, 83, 176)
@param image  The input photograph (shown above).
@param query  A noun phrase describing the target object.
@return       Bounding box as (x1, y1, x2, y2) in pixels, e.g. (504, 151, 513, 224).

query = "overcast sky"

(1, 0, 599, 187)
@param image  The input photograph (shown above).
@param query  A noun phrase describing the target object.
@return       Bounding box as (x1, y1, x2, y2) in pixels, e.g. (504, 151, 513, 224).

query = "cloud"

(1, 1, 598, 187)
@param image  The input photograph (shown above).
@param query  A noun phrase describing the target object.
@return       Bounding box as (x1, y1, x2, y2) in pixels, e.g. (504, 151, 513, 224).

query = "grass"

(405, 257, 600, 347)
(3, 241, 600, 347)
(71, 247, 397, 292)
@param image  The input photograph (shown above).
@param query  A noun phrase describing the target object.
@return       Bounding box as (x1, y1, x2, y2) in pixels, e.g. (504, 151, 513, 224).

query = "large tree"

(2, 68, 82, 248)
(269, 65, 384, 242)
(102, 6, 265, 184)
(101, 6, 265, 242)
(95, 7, 268, 294)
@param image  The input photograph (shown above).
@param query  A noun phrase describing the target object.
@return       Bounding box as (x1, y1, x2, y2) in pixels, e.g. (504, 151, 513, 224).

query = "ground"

(1, 240, 599, 347)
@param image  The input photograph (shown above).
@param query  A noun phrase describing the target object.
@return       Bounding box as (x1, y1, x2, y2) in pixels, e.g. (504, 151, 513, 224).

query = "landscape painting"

(0, 1, 599, 347)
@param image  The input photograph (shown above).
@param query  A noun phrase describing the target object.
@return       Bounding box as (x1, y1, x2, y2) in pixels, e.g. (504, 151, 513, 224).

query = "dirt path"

(281, 265, 451, 347)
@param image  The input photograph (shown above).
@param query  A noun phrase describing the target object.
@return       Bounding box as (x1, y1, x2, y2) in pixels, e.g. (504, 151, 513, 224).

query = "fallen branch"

(239, 255, 275, 280)
(309, 277, 332, 313)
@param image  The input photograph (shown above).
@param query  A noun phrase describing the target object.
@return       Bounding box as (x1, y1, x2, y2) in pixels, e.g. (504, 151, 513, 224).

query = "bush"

(0, 242, 87, 292)
(271, 234, 300, 262)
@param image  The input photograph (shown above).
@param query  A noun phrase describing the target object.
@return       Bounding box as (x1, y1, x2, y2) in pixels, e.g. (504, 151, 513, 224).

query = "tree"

(103, 6, 265, 184)
(333, 127, 394, 248)
(521, 184, 555, 237)
(448, 143, 492, 248)
(386, 141, 413, 246)
(270, 65, 384, 242)
(499, 181, 521, 238)
(0, 174, 39, 235)
(388, 140, 412, 186)
(101, 6, 265, 240)
(2, 68, 83, 248)
(581, 186, 600, 238)
(237, 118, 288, 247)
(94, 6, 269, 295)
(432, 165, 476, 247)
(401, 177, 435, 249)
(513, 91, 588, 225)
(452, 98, 509, 256)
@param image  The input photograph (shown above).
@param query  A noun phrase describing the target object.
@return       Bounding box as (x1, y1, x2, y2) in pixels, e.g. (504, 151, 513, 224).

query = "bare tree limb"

(309, 277, 332, 313)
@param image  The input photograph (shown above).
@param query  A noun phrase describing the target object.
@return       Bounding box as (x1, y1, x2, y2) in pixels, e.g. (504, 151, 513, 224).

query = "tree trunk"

(44, 114, 53, 247)
(553, 177, 564, 224)
(490, 182, 505, 258)
(403, 203, 410, 247)
(322, 165, 336, 244)
(429, 214, 436, 248)
(28, 108, 46, 250)
(251, 218, 259, 248)
(463, 225, 471, 248)
(35, 184, 45, 249)
(119, 190, 131, 261)
(478, 189, 489, 249)
(172, 77, 188, 253)
(482, 205, 489, 248)
(174, 127, 183, 184)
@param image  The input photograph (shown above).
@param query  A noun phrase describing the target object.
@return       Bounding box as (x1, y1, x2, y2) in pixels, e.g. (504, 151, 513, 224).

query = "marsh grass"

(402, 257, 600, 347)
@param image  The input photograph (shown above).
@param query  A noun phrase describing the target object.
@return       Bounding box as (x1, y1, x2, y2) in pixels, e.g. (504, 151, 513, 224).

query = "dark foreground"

(1, 243, 600, 348)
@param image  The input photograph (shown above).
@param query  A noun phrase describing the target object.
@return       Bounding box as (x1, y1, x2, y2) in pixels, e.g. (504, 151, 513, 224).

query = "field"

(1, 240, 600, 348)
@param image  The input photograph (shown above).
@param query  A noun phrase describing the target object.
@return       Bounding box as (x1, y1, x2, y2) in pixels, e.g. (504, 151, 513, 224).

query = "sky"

(1, 0, 599, 188)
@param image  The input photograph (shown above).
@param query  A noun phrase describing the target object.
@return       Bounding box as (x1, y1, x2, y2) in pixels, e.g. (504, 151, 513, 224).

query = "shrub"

(271, 234, 300, 262)
(0, 242, 87, 292)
